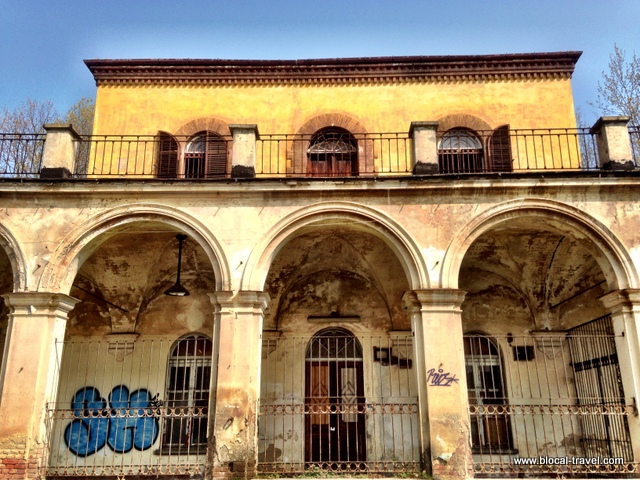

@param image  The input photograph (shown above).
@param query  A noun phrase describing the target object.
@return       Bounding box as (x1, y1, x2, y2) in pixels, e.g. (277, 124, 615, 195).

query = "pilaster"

(600, 289, 640, 461)
(0, 292, 79, 480)
(229, 124, 259, 178)
(404, 289, 472, 480)
(208, 290, 270, 479)
(409, 121, 439, 174)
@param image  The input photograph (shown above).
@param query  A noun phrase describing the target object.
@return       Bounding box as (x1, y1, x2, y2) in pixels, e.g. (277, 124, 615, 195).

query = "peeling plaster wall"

(259, 228, 418, 466)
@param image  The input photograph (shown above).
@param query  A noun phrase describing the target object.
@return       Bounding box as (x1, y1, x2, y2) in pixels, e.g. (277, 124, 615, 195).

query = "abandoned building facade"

(1, 52, 640, 480)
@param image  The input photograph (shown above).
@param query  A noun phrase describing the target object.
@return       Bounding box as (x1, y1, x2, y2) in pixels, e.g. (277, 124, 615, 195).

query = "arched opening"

(464, 334, 512, 453)
(457, 211, 635, 474)
(307, 128, 358, 177)
(305, 328, 366, 465)
(257, 216, 421, 474)
(46, 219, 219, 477)
(163, 334, 213, 454)
(184, 131, 227, 178)
(438, 128, 483, 173)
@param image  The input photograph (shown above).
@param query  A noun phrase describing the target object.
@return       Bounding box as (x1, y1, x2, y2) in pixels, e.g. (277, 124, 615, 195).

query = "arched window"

(438, 129, 484, 173)
(307, 128, 358, 177)
(163, 334, 212, 453)
(464, 335, 513, 453)
(185, 132, 227, 178)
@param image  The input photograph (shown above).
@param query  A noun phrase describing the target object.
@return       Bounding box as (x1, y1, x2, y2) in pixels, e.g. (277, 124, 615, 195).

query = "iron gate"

(258, 330, 420, 474)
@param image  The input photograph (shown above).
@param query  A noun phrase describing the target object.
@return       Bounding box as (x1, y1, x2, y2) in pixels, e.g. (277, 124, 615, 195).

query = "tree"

(594, 44, 640, 126)
(64, 97, 94, 136)
(64, 97, 95, 175)
(0, 99, 60, 176)
(0, 97, 95, 176)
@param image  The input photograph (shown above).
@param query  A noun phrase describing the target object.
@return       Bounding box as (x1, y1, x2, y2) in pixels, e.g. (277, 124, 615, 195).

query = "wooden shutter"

(489, 126, 512, 172)
(157, 133, 178, 178)
(204, 133, 227, 178)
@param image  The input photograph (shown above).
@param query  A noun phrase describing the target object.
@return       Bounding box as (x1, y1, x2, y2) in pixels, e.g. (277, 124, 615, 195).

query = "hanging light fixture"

(164, 234, 190, 296)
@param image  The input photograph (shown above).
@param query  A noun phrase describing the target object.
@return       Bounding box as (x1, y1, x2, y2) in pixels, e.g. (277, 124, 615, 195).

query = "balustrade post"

(229, 125, 259, 178)
(40, 124, 81, 179)
(590, 116, 634, 170)
(409, 121, 439, 174)
(0, 292, 79, 480)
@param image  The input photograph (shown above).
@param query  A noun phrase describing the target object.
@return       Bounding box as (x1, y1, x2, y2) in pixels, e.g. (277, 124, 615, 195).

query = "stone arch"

(436, 113, 492, 134)
(441, 198, 638, 292)
(289, 113, 373, 175)
(296, 113, 368, 136)
(174, 117, 231, 137)
(40, 203, 231, 295)
(242, 201, 428, 292)
(0, 223, 27, 292)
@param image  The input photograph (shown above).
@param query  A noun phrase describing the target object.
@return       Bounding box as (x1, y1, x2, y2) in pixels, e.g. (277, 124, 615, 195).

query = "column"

(229, 124, 259, 178)
(404, 289, 472, 480)
(409, 121, 439, 174)
(599, 289, 640, 460)
(209, 290, 270, 479)
(0, 292, 78, 480)
(40, 124, 81, 179)
(590, 116, 634, 170)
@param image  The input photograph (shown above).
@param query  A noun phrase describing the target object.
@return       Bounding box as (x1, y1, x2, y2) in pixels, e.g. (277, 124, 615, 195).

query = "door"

(305, 329, 366, 466)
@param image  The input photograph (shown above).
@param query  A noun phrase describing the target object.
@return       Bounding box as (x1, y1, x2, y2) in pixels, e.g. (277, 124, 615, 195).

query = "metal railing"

(43, 339, 208, 477)
(466, 316, 638, 477)
(256, 132, 413, 176)
(0, 133, 45, 177)
(259, 333, 420, 474)
(74, 134, 233, 178)
(2, 127, 640, 179)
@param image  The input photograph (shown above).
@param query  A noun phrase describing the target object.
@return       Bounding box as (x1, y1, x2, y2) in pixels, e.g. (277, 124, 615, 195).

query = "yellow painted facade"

(94, 78, 577, 135)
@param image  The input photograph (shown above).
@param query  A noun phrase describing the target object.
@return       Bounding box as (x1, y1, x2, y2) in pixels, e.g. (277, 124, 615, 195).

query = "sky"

(1, 0, 639, 125)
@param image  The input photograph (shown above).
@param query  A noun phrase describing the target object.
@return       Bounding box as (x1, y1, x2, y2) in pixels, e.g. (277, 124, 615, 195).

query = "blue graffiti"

(64, 385, 160, 456)
(64, 387, 110, 457)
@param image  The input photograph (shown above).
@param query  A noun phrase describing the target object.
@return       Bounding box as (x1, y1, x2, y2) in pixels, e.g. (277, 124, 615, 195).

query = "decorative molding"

(106, 333, 139, 361)
(532, 331, 566, 359)
(85, 52, 582, 87)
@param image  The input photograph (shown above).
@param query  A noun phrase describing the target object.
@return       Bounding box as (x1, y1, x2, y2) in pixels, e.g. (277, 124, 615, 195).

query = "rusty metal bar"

(43, 338, 209, 477)
(258, 332, 420, 474)
(465, 317, 637, 476)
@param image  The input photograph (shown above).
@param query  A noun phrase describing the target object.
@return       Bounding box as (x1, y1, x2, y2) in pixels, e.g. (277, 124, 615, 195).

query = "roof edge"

(85, 51, 583, 86)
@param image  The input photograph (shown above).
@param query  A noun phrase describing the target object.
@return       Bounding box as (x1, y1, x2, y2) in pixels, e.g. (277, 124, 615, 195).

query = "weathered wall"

(93, 78, 577, 136)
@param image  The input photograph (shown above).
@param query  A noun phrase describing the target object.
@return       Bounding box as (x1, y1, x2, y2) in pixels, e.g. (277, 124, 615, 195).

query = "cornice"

(85, 52, 582, 87)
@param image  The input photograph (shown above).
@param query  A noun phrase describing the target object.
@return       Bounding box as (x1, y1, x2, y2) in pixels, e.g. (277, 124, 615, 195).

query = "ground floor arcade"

(1, 195, 640, 479)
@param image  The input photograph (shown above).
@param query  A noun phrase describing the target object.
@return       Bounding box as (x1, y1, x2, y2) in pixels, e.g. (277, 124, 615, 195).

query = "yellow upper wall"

(93, 77, 577, 136)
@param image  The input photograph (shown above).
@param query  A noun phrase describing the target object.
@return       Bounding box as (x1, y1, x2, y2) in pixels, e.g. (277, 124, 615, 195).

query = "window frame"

(438, 128, 484, 173)
(306, 127, 359, 177)
(162, 334, 213, 454)
(156, 131, 228, 179)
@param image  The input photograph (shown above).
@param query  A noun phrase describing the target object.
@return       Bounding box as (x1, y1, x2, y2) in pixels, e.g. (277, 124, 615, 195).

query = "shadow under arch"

(0, 223, 27, 292)
(39, 203, 231, 295)
(241, 201, 428, 292)
(441, 198, 638, 291)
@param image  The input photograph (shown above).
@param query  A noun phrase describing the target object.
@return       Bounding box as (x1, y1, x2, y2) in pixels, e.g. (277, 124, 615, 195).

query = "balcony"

(1, 117, 638, 180)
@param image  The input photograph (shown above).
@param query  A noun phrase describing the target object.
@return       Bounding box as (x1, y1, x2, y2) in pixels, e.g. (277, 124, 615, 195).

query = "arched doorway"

(305, 328, 366, 465)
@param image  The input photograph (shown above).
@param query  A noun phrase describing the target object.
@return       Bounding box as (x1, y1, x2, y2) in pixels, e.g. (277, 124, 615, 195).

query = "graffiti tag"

(64, 385, 160, 457)
(426, 366, 459, 387)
